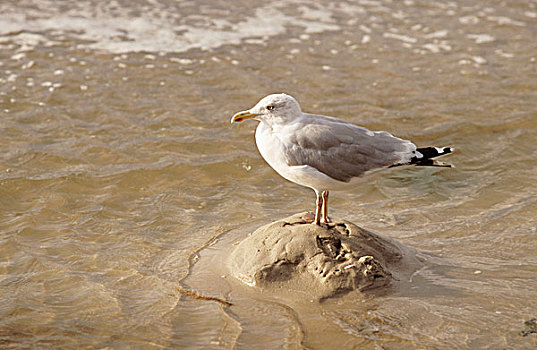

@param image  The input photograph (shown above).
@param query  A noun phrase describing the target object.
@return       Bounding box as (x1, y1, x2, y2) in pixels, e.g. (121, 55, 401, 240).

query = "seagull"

(231, 93, 452, 225)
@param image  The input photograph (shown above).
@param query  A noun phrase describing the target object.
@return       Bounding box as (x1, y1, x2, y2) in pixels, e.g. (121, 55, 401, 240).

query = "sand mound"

(229, 213, 408, 301)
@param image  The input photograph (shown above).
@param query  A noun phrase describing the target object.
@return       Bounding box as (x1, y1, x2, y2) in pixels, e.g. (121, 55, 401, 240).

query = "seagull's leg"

(321, 190, 331, 223)
(314, 190, 323, 225)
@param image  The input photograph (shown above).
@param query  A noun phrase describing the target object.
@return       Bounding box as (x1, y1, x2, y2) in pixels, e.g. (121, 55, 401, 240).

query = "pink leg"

(314, 191, 322, 225)
(321, 190, 331, 223)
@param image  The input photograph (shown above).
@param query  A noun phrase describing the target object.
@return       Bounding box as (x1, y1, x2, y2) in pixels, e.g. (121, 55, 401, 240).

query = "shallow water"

(1, 0, 537, 348)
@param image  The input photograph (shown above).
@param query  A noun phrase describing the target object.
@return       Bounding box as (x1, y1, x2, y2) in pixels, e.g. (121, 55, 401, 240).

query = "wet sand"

(229, 213, 412, 301)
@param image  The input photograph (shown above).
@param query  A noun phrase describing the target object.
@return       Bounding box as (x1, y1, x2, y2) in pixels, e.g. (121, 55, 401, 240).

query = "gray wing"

(283, 114, 417, 182)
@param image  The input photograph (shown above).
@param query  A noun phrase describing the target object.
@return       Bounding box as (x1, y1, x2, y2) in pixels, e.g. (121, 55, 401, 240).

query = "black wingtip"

(389, 146, 454, 168)
(407, 146, 454, 167)
(417, 146, 453, 159)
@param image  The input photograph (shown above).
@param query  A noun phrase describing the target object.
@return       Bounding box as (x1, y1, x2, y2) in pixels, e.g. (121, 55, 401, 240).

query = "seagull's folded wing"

(282, 114, 417, 182)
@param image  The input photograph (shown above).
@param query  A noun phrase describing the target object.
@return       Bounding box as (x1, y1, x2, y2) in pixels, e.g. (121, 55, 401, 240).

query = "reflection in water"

(1, 0, 537, 348)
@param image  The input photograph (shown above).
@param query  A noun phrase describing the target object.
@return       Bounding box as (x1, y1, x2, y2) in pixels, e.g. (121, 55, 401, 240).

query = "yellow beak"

(230, 110, 260, 124)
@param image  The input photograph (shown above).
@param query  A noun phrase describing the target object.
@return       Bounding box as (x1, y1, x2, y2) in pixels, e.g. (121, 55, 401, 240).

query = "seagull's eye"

(266, 105, 275, 111)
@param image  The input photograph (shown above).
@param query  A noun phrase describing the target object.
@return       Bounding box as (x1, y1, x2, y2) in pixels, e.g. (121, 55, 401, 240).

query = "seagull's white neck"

(257, 115, 304, 134)
(257, 116, 287, 130)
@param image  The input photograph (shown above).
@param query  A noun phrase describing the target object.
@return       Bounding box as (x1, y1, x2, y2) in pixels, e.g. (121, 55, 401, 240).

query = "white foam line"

(383, 32, 418, 44)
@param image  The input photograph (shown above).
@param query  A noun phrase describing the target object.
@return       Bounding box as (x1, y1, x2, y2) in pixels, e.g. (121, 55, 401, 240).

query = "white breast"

(255, 122, 347, 192)
(255, 122, 290, 178)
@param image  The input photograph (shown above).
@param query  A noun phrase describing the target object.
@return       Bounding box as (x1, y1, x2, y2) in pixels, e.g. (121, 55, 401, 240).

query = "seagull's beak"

(231, 110, 260, 124)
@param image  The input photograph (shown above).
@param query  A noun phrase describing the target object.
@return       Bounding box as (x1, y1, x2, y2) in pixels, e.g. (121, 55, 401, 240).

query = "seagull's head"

(231, 93, 302, 125)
